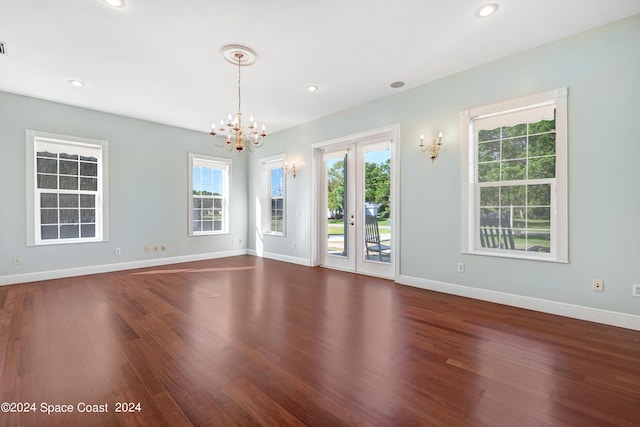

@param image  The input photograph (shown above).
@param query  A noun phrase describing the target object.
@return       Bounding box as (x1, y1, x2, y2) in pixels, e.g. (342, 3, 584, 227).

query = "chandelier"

(210, 45, 267, 153)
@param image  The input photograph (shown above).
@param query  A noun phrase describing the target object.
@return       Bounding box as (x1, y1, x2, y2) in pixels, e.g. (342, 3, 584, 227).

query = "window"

(460, 88, 568, 262)
(188, 154, 230, 235)
(260, 154, 286, 236)
(26, 130, 109, 245)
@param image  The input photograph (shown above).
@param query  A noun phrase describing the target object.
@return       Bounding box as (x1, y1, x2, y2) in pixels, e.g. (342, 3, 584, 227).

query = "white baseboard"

(248, 250, 312, 266)
(4, 252, 637, 331)
(397, 274, 640, 331)
(0, 249, 248, 286)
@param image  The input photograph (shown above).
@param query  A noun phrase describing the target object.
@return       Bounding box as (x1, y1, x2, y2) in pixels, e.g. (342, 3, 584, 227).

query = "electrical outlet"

(457, 263, 465, 273)
(115, 248, 121, 255)
(13, 256, 22, 265)
(292, 242, 296, 249)
(592, 279, 604, 292)
(633, 284, 640, 298)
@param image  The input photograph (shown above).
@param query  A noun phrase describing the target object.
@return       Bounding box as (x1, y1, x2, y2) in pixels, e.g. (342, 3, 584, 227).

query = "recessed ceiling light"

(390, 81, 405, 89)
(306, 84, 319, 93)
(476, 3, 498, 17)
(103, 0, 126, 8)
(67, 79, 87, 88)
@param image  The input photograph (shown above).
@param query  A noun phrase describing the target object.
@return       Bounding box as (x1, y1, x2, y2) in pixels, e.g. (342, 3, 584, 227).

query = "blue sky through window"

(365, 149, 390, 165)
(271, 167, 283, 197)
(193, 166, 223, 195)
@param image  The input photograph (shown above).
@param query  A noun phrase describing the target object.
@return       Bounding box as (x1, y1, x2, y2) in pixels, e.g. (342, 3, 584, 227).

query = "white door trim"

(310, 123, 401, 280)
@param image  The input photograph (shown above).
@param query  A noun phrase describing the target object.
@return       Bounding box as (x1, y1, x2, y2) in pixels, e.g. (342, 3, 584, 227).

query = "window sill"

(31, 238, 106, 246)
(262, 231, 286, 238)
(462, 249, 569, 264)
(191, 231, 229, 237)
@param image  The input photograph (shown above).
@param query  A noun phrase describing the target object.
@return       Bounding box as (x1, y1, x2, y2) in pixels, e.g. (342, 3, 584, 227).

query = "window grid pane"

(270, 167, 284, 233)
(191, 158, 228, 235)
(35, 148, 100, 243)
(271, 197, 284, 233)
(271, 168, 283, 198)
(477, 117, 555, 253)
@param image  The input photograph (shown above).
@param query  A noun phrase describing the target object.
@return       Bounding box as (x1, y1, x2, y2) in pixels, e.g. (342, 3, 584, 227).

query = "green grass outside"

(327, 219, 390, 235)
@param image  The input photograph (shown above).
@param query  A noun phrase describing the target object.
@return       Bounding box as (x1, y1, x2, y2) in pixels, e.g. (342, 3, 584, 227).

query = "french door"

(319, 137, 395, 279)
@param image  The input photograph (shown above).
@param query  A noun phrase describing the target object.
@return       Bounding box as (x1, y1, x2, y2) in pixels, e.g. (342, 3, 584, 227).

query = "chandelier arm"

(213, 138, 228, 148)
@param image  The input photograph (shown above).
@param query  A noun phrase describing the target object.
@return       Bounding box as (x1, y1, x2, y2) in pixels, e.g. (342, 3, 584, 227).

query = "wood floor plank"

(0, 256, 639, 426)
(224, 377, 306, 426)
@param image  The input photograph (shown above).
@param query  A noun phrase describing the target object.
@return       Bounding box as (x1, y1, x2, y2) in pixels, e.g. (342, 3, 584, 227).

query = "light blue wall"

(1, 15, 638, 317)
(251, 14, 640, 316)
(0, 93, 248, 279)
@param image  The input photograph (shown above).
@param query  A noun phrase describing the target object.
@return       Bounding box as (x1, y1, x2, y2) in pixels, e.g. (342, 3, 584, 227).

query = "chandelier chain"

(237, 53, 242, 113)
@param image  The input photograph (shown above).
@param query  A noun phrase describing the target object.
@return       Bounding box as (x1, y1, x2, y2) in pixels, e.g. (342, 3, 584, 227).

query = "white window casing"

(26, 130, 109, 246)
(260, 153, 286, 236)
(188, 153, 231, 236)
(460, 88, 568, 262)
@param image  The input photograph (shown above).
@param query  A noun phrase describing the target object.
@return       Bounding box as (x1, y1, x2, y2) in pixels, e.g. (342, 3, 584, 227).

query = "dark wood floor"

(0, 256, 638, 426)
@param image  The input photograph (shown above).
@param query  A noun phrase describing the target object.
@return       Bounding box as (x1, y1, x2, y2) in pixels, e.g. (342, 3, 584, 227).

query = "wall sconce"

(419, 132, 443, 162)
(284, 160, 296, 179)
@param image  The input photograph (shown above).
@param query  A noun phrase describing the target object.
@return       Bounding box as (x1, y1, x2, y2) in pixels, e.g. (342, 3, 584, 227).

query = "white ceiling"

(1, 1, 639, 134)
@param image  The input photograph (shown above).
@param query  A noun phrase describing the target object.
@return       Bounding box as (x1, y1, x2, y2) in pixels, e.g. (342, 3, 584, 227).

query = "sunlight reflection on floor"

(130, 266, 256, 275)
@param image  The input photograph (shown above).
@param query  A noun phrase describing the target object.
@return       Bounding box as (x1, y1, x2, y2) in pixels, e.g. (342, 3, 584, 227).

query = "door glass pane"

(327, 153, 347, 257)
(363, 147, 391, 263)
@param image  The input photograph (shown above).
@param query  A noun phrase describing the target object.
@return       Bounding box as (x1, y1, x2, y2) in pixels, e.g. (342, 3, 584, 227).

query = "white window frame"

(260, 153, 287, 236)
(188, 153, 231, 236)
(460, 88, 568, 263)
(26, 130, 109, 246)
